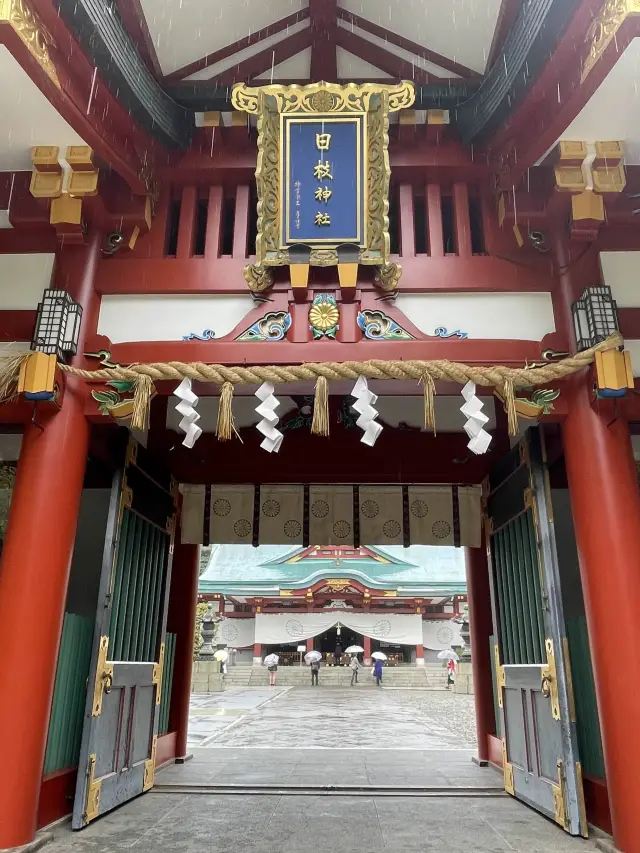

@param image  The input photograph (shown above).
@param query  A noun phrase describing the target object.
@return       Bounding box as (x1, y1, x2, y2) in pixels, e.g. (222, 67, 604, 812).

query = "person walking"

(446, 658, 456, 690)
(349, 654, 361, 685)
(267, 659, 278, 686)
(373, 658, 383, 687)
(310, 657, 320, 686)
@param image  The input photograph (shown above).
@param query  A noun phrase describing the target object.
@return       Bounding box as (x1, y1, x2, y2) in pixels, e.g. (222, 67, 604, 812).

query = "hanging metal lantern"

(572, 285, 619, 352)
(31, 289, 83, 362)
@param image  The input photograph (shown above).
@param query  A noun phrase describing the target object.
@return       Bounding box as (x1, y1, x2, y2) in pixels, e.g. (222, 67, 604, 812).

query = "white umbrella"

(437, 649, 459, 662)
(214, 649, 229, 662)
(304, 650, 322, 663)
(345, 645, 364, 654)
(371, 651, 387, 661)
(263, 653, 279, 666)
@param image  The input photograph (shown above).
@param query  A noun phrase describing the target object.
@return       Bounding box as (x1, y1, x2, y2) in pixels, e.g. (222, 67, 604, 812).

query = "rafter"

(337, 10, 481, 79)
(310, 0, 337, 81)
(486, 0, 521, 70)
(114, 0, 163, 79)
(164, 9, 310, 82)
(334, 28, 433, 84)
(202, 28, 313, 85)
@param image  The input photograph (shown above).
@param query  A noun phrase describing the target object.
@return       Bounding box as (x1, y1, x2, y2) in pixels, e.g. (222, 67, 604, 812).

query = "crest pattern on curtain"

(181, 484, 481, 548)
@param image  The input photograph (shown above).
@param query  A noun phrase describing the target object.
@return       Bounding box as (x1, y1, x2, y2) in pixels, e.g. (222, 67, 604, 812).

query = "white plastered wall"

(395, 292, 555, 340)
(0, 254, 54, 311)
(600, 252, 640, 375)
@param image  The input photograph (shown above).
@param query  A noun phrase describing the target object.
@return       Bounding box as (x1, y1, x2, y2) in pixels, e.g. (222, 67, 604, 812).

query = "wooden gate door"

(72, 439, 177, 829)
(486, 426, 586, 836)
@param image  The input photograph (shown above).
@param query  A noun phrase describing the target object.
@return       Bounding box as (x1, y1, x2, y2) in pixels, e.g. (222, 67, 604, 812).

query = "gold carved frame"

(232, 81, 415, 292)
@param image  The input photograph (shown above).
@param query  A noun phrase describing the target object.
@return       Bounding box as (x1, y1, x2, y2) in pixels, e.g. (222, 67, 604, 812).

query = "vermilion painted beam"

(233, 186, 250, 259)
(309, 0, 337, 82)
(491, 7, 640, 191)
(195, 28, 313, 85)
(95, 254, 554, 295)
(98, 337, 551, 369)
(335, 27, 433, 83)
(337, 10, 481, 79)
(176, 186, 197, 259)
(11, 0, 165, 191)
(453, 182, 472, 257)
(619, 308, 640, 340)
(0, 311, 36, 342)
(399, 184, 415, 258)
(163, 9, 310, 82)
(426, 183, 444, 257)
(113, 0, 163, 79)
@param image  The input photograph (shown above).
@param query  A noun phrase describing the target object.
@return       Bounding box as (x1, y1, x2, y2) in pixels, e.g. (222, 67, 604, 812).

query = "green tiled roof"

(198, 545, 466, 597)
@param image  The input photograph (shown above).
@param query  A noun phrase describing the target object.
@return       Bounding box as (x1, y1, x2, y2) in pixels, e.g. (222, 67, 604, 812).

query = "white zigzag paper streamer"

(255, 381, 283, 453)
(174, 378, 202, 449)
(461, 381, 491, 455)
(351, 376, 383, 447)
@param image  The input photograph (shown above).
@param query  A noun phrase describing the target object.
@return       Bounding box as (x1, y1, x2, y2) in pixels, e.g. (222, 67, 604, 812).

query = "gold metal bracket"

(576, 761, 589, 838)
(143, 735, 158, 791)
(126, 436, 138, 466)
(91, 636, 114, 717)
(502, 741, 514, 795)
(541, 638, 560, 720)
(552, 760, 568, 829)
(494, 644, 505, 708)
(83, 753, 101, 823)
(153, 642, 166, 705)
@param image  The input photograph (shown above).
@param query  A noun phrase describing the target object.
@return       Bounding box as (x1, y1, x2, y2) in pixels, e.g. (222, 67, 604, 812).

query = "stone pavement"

(43, 687, 601, 853)
(46, 792, 600, 853)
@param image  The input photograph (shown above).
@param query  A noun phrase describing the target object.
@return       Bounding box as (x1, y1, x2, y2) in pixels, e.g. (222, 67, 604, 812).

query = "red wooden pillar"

(306, 637, 314, 652)
(0, 225, 103, 846)
(253, 643, 262, 664)
(363, 635, 371, 665)
(465, 544, 495, 764)
(563, 376, 640, 853)
(167, 541, 200, 761)
(415, 644, 424, 666)
(176, 186, 197, 259)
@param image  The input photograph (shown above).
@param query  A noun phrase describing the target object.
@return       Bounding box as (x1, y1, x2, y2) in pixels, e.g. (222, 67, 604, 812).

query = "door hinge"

(143, 735, 158, 791)
(83, 753, 101, 823)
(502, 741, 514, 796)
(541, 638, 560, 720)
(494, 644, 505, 708)
(552, 759, 568, 829)
(153, 642, 166, 705)
(91, 636, 114, 717)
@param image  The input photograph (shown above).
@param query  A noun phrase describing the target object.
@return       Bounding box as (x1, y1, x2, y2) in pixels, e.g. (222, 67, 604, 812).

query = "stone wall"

(454, 662, 475, 695)
(191, 660, 225, 693)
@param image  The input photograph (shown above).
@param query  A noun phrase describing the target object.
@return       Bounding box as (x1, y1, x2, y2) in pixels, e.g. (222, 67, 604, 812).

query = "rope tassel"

(421, 372, 436, 434)
(131, 375, 155, 432)
(502, 378, 519, 437)
(311, 375, 330, 437)
(216, 381, 236, 441)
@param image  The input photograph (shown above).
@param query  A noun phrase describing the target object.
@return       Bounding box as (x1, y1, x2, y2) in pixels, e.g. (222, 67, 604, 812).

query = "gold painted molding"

(0, 0, 60, 88)
(582, 0, 640, 81)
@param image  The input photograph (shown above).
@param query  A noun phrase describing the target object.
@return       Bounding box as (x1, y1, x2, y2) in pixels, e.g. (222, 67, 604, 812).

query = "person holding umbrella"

(437, 649, 459, 690)
(345, 645, 364, 685)
(305, 650, 322, 686)
(371, 651, 386, 687)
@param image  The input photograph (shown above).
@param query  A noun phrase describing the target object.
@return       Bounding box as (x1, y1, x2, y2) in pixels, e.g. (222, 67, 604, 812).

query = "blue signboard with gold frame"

(232, 81, 415, 293)
(281, 114, 366, 247)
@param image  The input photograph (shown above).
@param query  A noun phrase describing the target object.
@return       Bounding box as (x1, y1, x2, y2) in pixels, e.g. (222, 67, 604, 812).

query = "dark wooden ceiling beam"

(335, 27, 433, 84)
(113, 0, 163, 79)
(337, 10, 481, 79)
(164, 8, 310, 83)
(309, 0, 337, 81)
(205, 27, 313, 85)
(486, 0, 522, 70)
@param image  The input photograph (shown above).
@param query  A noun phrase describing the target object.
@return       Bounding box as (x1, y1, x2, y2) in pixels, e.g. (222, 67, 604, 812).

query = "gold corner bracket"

(83, 753, 101, 823)
(0, 0, 61, 88)
(494, 644, 505, 708)
(541, 638, 561, 720)
(582, 0, 640, 81)
(143, 735, 158, 791)
(502, 741, 515, 796)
